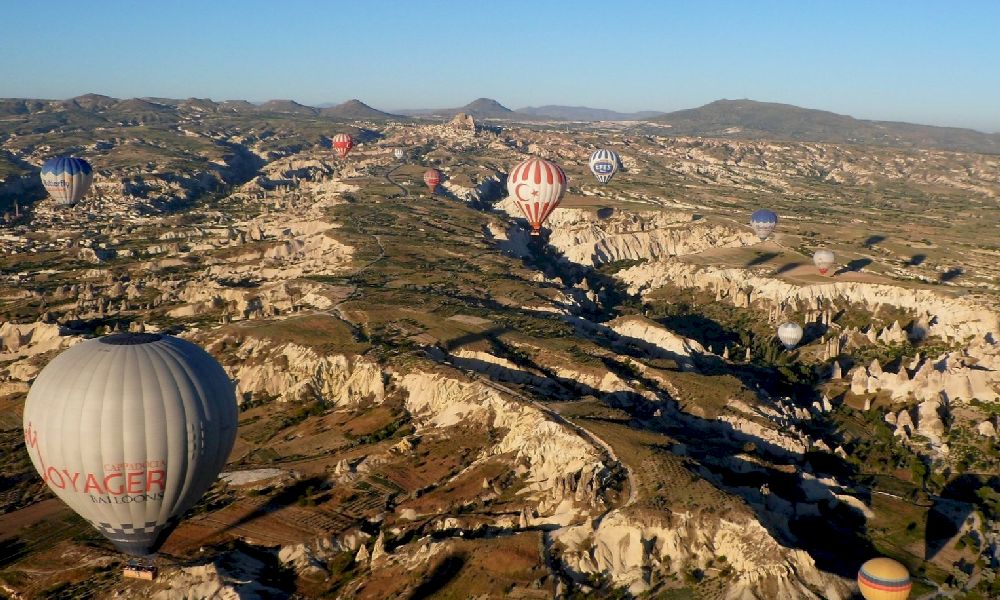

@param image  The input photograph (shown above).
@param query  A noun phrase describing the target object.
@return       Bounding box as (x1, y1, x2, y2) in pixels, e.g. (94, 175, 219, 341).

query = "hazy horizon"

(3, 0, 999, 132)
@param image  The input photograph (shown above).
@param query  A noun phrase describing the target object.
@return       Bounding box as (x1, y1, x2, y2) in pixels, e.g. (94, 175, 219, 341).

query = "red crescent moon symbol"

(514, 183, 531, 203)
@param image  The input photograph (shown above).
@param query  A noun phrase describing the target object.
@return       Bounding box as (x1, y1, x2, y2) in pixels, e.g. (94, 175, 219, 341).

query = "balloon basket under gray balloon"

(124, 557, 158, 580)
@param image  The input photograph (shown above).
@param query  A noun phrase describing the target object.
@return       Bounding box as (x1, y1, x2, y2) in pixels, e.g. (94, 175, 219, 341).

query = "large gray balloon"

(23, 333, 238, 556)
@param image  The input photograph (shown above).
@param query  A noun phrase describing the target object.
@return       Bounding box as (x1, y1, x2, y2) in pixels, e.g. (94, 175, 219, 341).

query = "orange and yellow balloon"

(858, 557, 911, 600)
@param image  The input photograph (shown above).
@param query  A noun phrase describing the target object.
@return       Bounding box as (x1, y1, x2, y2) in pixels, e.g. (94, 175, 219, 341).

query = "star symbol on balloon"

(531, 189, 539, 197)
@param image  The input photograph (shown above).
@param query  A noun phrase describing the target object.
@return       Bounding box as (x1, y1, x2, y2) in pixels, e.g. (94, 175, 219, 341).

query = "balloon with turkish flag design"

(506, 157, 568, 236)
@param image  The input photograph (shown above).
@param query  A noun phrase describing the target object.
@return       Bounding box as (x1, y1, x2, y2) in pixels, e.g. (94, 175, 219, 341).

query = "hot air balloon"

(777, 322, 803, 350)
(393, 148, 405, 160)
(40, 156, 93, 206)
(22, 333, 238, 562)
(424, 169, 441, 194)
(750, 209, 778, 241)
(332, 133, 354, 159)
(858, 557, 911, 600)
(507, 157, 568, 236)
(813, 249, 835, 275)
(588, 149, 620, 184)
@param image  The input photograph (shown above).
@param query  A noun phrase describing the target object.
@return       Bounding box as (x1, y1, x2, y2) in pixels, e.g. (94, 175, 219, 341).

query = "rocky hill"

(652, 99, 1000, 154)
(319, 99, 398, 120)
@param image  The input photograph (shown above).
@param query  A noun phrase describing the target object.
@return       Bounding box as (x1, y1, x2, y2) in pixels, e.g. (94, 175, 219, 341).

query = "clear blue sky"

(3, 0, 998, 131)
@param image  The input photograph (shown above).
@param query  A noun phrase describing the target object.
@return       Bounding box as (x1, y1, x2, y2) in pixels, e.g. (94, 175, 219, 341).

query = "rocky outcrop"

(554, 510, 849, 598)
(152, 548, 285, 599)
(399, 372, 607, 517)
(846, 349, 999, 404)
(618, 259, 999, 342)
(495, 201, 755, 266)
(218, 336, 384, 406)
(608, 315, 707, 368)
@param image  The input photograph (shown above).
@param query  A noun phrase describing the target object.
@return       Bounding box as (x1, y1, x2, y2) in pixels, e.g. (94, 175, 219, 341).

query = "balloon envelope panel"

(23, 333, 238, 556)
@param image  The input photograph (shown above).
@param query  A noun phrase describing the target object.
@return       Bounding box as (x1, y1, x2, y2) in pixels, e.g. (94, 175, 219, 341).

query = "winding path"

(384, 163, 409, 199)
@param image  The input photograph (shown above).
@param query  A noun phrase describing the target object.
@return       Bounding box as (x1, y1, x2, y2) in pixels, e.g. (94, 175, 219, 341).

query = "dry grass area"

(360, 532, 552, 599)
(238, 313, 370, 356)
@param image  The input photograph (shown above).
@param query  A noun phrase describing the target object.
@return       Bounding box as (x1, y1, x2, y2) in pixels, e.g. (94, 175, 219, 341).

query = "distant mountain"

(319, 99, 398, 120)
(651, 99, 1000, 154)
(399, 98, 516, 119)
(60, 93, 118, 111)
(219, 100, 257, 112)
(461, 98, 514, 118)
(516, 105, 663, 121)
(257, 99, 319, 116)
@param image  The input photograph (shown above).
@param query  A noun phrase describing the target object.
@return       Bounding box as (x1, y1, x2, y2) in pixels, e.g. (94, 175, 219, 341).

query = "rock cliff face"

(153, 548, 285, 599)
(399, 372, 607, 517)
(211, 336, 384, 406)
(554, 510, 849, 598)
(608, 315, 706, 368)
(847, 348, 999, 404)
(618, 259, 999, 342)
(495, 200, 755, 266)
(0, 321, 79, 394)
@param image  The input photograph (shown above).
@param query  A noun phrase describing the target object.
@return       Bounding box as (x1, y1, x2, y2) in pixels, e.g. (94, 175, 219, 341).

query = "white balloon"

(777, 322, 804, 350)
(23, 333, 238, 556)
(813, 249, 835, 275)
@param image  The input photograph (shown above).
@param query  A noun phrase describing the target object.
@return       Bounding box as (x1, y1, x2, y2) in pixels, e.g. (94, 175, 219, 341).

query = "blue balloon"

(589, 149, 621, 184)
(40, 156, 94, 206)
(750, 209, 778, 241)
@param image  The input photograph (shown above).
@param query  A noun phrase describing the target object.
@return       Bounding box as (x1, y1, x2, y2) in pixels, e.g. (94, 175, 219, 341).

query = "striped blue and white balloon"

(588, 149, 620, 184)
(750, 209, 778, 241)
(40, 157, 93, 206)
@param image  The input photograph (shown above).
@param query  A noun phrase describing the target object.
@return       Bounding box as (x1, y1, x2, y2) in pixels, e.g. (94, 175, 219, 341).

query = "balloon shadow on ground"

(218, 476, 329, 534)
(908, 254, 927, 267)
(0, 538, 27, 569)
(939, 267, 963, 283)
(409, 553, 467, 600)
(774, 262, 801, 275)
(863, 235, 886, 248)
(834, 258, 872, 275)
(746, 252, 780, 267)
(353, 128, 383, 144)
(596, 207, 615, 219)
(926, 474, 998, 560)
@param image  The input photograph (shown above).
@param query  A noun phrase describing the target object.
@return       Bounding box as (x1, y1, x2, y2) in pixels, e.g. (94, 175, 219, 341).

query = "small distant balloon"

(507, 157, 568, 236)
(332, 133, 354, 158)
(424, 168, 441, 194)
(813, 249, 835, 275)
(393, 148, 405, 160)
(777, 322, 803, 350)
(750, 209, 778, 241)
(40, 157, 93, 206)
(857, 557, 911, 600)
(588, 149, 620, 184)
